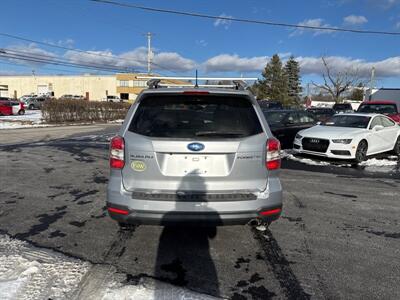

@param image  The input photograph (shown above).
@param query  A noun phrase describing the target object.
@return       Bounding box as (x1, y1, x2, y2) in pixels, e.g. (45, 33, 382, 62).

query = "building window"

(119, 80, 129, 87)
(120, 93, 129, 100)
(132, 80, 147, 87)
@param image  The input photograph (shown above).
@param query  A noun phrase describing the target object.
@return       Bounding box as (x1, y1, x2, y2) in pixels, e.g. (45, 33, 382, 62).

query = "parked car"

(357, 101, 400, 124)
(293, 113, 400, 163)
(23, 96, 47, 110)
(59, 94, 74, 100)
(258, 100, 283, 110)
(107, 86, 283, 227)
(19, 94, 37, 102)
(307, 107, 335, 122)
(0, 101, 25, 116)
(263, 109, 317, 149)
(104, 95, 122, 102)
(72, 95, 85, 100)
(332, 103, 354, 114)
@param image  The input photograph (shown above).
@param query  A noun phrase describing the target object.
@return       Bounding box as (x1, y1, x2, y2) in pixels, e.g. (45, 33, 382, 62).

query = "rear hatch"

(122, 93, 269, 193)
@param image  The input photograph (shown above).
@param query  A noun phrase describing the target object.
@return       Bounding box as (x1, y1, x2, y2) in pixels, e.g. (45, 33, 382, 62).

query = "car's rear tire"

(355, 140, 368, 164)
(29, 104, 34, 110)
(18, 109, 25, 115)
(393, 136, 400, 156)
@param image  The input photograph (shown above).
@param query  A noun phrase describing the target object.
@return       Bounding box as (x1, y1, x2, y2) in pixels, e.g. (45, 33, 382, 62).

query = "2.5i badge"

(131, 160, 146, 172)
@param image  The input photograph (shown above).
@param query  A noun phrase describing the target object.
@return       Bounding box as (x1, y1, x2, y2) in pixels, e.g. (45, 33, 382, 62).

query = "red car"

(357, 100, 400, 124)
(0, 100, 25, 116)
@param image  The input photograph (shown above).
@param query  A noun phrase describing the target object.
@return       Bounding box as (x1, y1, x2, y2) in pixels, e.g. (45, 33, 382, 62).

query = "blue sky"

(1, 0, 400, 87)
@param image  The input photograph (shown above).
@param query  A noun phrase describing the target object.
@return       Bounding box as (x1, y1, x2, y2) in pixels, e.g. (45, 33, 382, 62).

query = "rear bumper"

(107, 177, 283, 226)
(107, 204, 282, 226)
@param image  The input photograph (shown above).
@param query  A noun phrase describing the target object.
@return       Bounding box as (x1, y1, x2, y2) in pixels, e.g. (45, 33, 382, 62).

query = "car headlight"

(332, 139, 352, 144)
(295, 133, 303, 139)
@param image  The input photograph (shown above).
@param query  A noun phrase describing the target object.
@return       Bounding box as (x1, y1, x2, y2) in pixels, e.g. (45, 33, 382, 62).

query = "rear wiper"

(195, 131, 245, 137)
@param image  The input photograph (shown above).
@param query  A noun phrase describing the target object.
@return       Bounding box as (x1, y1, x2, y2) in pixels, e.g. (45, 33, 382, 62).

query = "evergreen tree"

(284, 56, 302, 105)
(258, 54, 289, 105)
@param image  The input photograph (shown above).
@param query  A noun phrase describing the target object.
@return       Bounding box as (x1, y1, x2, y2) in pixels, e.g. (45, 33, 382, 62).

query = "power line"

(0, 32, 178, 73)
(90, 0, 400, 36)
(0, 51, 132, 73)
(2, 48, 134, 72)
(0, 60, 103, 74)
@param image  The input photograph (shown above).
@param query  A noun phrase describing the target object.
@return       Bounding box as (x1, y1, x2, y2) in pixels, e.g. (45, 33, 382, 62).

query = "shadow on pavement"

(154, 171, 221, 298)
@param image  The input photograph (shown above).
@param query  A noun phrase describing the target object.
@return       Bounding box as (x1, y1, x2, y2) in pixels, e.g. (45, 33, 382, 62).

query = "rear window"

(358, 103, 397, 114)
(129, 95, 263, 139)
(333, 103, 352, 110)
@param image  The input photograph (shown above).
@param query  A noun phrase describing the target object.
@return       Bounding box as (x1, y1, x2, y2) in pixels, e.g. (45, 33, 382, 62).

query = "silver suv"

(107, 84, 282, 226)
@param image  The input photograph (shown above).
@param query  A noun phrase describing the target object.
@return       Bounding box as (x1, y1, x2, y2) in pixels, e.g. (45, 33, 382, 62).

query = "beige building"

(0, 73, 150, 101)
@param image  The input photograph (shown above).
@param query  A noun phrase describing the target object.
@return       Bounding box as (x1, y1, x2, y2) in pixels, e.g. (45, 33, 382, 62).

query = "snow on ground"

(0, 110, 123, 130)
(283, 150, 399, 172)
(0, 111, 49, 130)
(0, 234, 218, 300)
(0, 234, 89, 300)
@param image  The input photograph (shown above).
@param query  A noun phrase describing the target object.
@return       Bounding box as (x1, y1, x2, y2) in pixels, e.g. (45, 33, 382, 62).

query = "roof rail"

(139, 76, 257, 90)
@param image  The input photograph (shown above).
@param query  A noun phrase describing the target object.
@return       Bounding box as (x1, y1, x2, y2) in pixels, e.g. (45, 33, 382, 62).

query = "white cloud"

(204, 54, 269, 72)
(2, 44, 58, 67)
(4, 43, 400, 80)
(203, 53, 400, 78)
(343, 15, 368, 25)
(297, 56, 400, 77)
(290, 18, 337, 36)
(213, 13, 233, 29)
(65, 47, 196, 72)
(43, 38, 75, 48)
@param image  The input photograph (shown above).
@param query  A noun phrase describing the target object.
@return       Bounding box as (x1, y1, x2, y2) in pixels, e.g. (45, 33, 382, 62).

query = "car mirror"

(373, 125, 384, 131)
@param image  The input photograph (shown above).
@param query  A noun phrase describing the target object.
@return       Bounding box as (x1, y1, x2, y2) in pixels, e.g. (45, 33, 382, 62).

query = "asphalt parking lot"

(1, 125, 399, 299)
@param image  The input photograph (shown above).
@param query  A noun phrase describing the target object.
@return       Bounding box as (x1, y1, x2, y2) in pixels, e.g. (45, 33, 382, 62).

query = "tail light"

(110, 136, 125, 169)
(107, 207, 129, 215)
(259, 207, 282, 216)
(266, 138, 281, 170)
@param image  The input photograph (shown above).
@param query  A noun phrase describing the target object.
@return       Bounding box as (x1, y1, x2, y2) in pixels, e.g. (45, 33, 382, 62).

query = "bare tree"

(313, 57, 365, 103)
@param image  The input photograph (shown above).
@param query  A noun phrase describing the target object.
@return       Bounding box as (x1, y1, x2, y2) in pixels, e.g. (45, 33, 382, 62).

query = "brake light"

(107, 207, 129, 215)
(266, 138, 281, 170)
(110, 136, 125, 169)
(259, 208, 282, 216)
(182, 91, 209, 95)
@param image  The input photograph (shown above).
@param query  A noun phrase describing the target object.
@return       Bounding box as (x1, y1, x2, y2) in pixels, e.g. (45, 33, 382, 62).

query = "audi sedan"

(293, 113, 400, 163)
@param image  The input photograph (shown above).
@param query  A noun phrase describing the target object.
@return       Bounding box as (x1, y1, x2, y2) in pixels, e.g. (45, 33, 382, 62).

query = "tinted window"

(286, 112, 300, 124)
(263, 111, 289, 125)
(358, 104, 397, 114)
(323, 115, 371, 128)
(380, 117, 395, 127)
(129, 95, 263, 139)
(369, 117, 381, 129)
(333, 103, 352, 110)
(298, 112, 315, 123)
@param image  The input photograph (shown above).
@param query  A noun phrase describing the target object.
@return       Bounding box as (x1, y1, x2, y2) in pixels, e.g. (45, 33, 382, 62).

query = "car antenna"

(195, 69, 198, 88)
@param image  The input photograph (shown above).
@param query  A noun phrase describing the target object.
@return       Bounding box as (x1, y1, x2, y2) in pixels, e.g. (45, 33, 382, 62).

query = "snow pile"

(0, 235, 90, 299)
(282, 150, 332, 166)
(0, 235, 219, 300)
(103, 277, 219, 300)
(283, 150, 399, 171)
(0, 111, 49, 130)
(360, 158, 398, 167)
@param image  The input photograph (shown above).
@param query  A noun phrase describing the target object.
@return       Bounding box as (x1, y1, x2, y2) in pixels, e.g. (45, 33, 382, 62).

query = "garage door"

(37, 85, 49, 95)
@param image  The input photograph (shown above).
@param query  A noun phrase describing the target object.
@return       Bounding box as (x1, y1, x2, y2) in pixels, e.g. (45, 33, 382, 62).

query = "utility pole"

(370, 66, 375, 90)
(145, 32, 153, 74)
